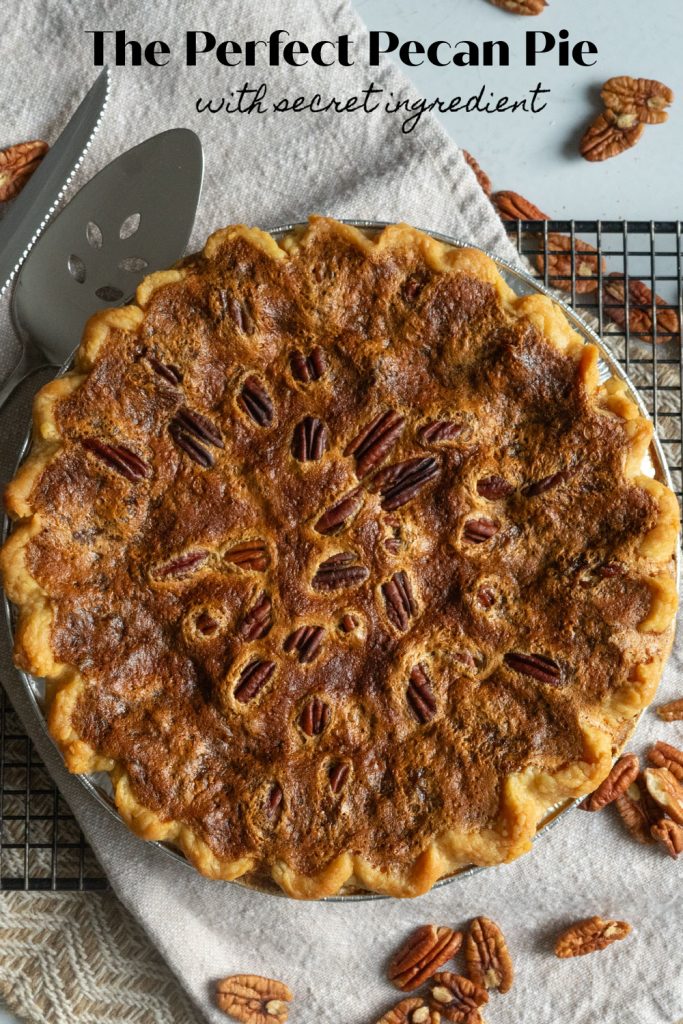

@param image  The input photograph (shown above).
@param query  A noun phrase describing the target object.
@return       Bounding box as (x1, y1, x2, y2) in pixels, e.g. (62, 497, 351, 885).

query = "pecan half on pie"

(1, 218, 678, 898)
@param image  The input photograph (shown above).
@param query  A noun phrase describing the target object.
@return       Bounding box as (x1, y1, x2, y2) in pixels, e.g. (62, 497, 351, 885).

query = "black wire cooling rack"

(1, 220, 681, 892)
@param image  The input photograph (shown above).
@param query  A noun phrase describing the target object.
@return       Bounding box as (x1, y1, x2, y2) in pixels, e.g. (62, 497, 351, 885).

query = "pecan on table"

(614, 775, 661, 843)
(428, 972, 488, 1023)
(0, 139, 48, 202)
(488, 0, 548, 13)
(580, 110, 644, 161)
(462, 150, 491, 196)
(601, 76, 674, 126)
(651, 818, 683, 859)
(375, 997, 440, 1024)
(644, 767, 683, 824)
(492, 190, 550, 221)
(554, 916, 631, 958)
(602, 273, 679, 343)
(465, 916, 513, 993)
(388, 924, 463, 991)
(534, 234, 606, 295)
(656, 699, 683, 723)
(580, 753, 640, 812)
(647, 741, 683, 781)
(215, 974, 293, 1023)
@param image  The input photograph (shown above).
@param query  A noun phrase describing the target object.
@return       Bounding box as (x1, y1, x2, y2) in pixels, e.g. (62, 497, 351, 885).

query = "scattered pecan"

(312, 552, 369, 590)
(463, 518, 498, 543)
(373, 456, 440, 511)
(315, 488, 364, 535)
(292, 416, 327, 462)
(328, 762, 350, 794)
(476, 475, 514, 499)
(389, 925, 463, 992)
(614, 775, 661, 843)
(234, 660, 276, 703)
(300, 697, 330, 736)
(418, 420, 463, 445)
(651, 818, 683, 859)
(554, 917, 631, 958)
(492, 190, 549, 221)
(152, 550, 209, 581)
(580, 753, 640, 812)
(602, 273, 679, 342)
(339, 613, 359, 634)
(656, 700, 683, 723)
(601, 76, 674, 126)
(0, 140, 48, 202)
(82, 438, 150, 481)
(489, 0, 547, 12)
(345, 410, 406, 478)
(146, 354, 183, 385)
(465, 916, 513, 993)
(462, 150, 491, 196)
(643, 767, 683, 824)
(215, 974, 292, 1024)
(535, 234, 606, 294)
(647, 741, 683, 781)
(240, 593, 273, 640)
(382, 571, 418, 631)
(429, 972, 488, 1023)
(290, 346, 326, 382)
(283, 624, 325, 664)
(580, 110, 644, 162)
(224, 540, 269, 572)
(504, 652, 563, 685)
(240, 376, 274, 426)
(407, 664, 437, 724)
(522, 470, 566, 497)
(375, 997, 440, 1024)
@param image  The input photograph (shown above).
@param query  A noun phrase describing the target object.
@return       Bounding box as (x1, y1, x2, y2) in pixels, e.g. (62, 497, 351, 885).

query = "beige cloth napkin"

(1, 2, 682, 1023)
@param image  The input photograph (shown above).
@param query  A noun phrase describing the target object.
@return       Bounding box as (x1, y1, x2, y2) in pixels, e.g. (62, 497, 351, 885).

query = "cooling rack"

(1, 219, 681, 891)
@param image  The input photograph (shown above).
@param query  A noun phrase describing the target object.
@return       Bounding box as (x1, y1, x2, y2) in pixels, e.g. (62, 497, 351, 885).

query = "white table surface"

(1, 2, 680, 1022)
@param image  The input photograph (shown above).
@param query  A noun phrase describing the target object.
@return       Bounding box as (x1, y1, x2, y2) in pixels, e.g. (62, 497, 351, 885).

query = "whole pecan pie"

(2, 218, 678, 898)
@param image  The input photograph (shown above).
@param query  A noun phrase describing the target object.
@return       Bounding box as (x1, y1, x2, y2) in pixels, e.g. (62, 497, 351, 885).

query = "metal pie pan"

(2, 219, 675, 901)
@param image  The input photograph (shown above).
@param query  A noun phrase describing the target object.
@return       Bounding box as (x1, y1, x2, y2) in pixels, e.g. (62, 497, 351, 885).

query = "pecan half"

(312, 552, 369, 590)
(315, 488, 364, 535)
(283, 625, 325, 664)
(0, 140, 48, 202)
(465, 916, 513, 994)
(407, 664, 437, 724)
(651, 818, 683, 859)
(477, 586, 496, 609)
(240, 376, 274, 426)
(535, 234, 606, 294)
(476, 475, 514, 499)
(82, 438, 150, 481)
(429, 973, 488, 1023)
(382, 571, 418, 631)
(462, 150, 491, 196)
(234, 660, 276, 703)
(339, 613, 359, 634)
(643, 767, 683, 824)
(580, 110, 644, 162)
(240, 593, 272, 640)
(290, 346, 326, 382)
(215, 974, 292, 1024)
(223, 293, 255, 334)
(328, 762, 350, 794)
(504, 651, 563, 685)
(656, 700, 683, 723)
(418, 420, 463, 445)
(522, 470, 566, 497)
(614, 775, 661, 843)
(602, 76, 674, 126)
(292, 416, 327, 462)
(389, 925, 463, 992)
(345, 410, 406, 477)
(266, 783, 283, 822)
(300, 697, 330, 737)
(489, 0, 547, 11)
(647, 741, 683, 781)
(373, 457, 440, 511)
(146, 354, 183, 385)
(602, 273, 679, 342)
(224, 540, 268, 572)
(554, 917, 631, 958)
(463, 518, 498, 543)
(152, 550, 209, 581)
(492, 190, 549, 221)
(195, 610, 219, 636)
(580, 753, 640, 812)
(375, 997, 440, 1024)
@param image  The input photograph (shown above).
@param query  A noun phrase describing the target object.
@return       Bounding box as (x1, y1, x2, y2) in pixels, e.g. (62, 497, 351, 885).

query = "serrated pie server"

(0, 128, 204, 410)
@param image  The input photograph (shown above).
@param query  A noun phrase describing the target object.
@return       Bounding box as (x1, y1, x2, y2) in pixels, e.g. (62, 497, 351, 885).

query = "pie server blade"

(1, 128, 203, 409)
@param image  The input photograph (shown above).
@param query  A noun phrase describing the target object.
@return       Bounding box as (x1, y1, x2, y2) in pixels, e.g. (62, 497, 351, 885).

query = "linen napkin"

(1, 2, 682, 1023)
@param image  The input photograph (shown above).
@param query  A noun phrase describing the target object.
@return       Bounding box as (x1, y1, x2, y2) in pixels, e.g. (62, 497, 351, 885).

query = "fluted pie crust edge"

(2, 219, 679, 899)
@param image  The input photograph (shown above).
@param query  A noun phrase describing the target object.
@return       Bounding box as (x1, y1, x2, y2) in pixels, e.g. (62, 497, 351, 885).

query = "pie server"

(0, 128, 204, 410)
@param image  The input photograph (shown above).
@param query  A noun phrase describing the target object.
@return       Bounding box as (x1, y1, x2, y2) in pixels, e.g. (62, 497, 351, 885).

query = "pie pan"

(2, 220, 676, 900)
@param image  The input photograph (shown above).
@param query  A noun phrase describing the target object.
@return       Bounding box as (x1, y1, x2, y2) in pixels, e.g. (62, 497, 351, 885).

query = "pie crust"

(2, 218, 678, 898)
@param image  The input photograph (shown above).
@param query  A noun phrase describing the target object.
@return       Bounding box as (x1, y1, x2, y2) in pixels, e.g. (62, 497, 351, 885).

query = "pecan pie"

(2, 218, 678, 898)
